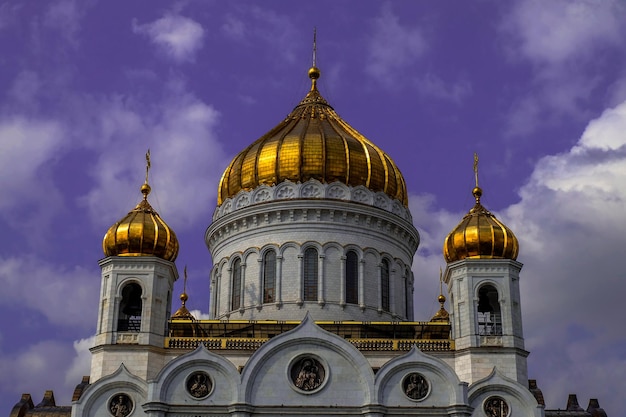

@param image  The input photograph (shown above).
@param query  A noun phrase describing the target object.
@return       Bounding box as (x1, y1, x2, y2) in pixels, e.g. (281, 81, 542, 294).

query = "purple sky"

(1, 1, 625, 414)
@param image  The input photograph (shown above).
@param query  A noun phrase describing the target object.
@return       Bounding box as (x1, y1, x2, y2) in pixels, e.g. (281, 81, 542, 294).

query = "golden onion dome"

(443, 186, 519, 263)
(217, 66, 408, 207)
(103, 181, 179, 262)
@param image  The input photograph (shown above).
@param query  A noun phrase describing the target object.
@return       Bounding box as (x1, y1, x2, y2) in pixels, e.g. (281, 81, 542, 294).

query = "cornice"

(206, 199, 420, 257)
(214, 179, 412, 222)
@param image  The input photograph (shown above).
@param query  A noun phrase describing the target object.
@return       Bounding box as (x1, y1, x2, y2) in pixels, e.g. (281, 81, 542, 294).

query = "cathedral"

(10, 60, 608, 417)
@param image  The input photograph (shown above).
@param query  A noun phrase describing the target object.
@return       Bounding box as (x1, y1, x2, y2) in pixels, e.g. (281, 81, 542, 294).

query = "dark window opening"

(477, 285, 502, 336)
(345, 251, 359, 304)
(303, 248, 318, 301)
(263, 250, 276, 303)
(232, 258, 242, 310)
(381, 259, 390, 312)
(118, 283, 142, 332)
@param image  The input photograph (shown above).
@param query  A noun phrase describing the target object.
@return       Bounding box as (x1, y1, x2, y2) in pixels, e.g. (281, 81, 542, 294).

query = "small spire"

(472, 152, 482, 204)
(141, 149, 152, 200)
(431, 266, 449, 322)
(172, 265, 195, 320)
(181, 265, 189, 306)
(308, 28, 321, 90)
(312, 27, 317, 68)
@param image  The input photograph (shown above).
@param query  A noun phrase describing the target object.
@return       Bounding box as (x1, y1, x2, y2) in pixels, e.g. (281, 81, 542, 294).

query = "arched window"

(118, 282, 142, 332)
(263, 250, 276, 303)
(303, 248, 318, 301)
(477, 284, 501, 336)
(381, 259, 390, 312)
(345, 251, 358, 304)
(231, 258, 242, 310)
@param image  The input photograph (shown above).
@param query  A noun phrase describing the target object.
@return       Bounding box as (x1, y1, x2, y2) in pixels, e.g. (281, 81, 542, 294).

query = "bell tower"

(443, 155, 528, 385)
(91, 151, 180, 381)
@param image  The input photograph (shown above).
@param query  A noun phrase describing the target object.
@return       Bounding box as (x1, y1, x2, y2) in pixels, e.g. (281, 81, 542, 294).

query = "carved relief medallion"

(290, 356, 326, 392)
(402, 372, 429, 401)
(109, 393, 133, 417)
(484, 396, 510, 417)
(186, 371, 212, 399)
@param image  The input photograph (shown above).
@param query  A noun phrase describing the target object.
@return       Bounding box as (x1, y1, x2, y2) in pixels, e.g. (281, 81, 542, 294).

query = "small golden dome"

(431, 293, 449, 322)
(217, 66, 408, 207)
(103, 182, 179, 262)
(172, 266, 195, 320)
(443, 186, 518, 263)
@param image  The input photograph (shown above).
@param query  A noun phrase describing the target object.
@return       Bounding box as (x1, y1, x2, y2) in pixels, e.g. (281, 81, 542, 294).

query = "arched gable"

(74, 364, 147, 417)
(240, 315, 375, 406)
(150, 345, 240, 405)
(375, 346, 467, 407)
(468, 367, 542, 417)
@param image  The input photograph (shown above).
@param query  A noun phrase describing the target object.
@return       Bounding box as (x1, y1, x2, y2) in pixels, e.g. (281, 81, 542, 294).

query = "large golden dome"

(217, 66, 408, 206)
(103, 182, 179, 262)
(443, 186, 518, 263)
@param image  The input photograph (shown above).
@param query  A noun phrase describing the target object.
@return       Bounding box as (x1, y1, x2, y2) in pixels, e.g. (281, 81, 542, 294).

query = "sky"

(0, 0, 624, 414)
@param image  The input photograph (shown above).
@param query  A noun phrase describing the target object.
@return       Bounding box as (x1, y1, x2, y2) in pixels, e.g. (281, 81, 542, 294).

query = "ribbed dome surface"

(443, 187, 518, 263)
(217, 68, 408, 206)
(103, 184, 179, 262)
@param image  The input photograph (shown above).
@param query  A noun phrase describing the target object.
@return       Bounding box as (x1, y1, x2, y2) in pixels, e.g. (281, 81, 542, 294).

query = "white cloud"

(65, 336, 95, 386)
(43, 0, 86, 48)
(413, 100, 626, 413)
(133, 13, 205, 63)
(0, 117, 65, 210)
(504, 0, 622, 66)
(0, 116, 66, 240)
(0, 339, 80, 405)
(501, 0, 626, 136)
(221, 14, 246, 41)
(222, 7, 298, 64)
(189, 309, 211, 320)
(0, 256, 98, 328)
(79, 86, 226, 232)
(366, 3, 427, 82)
(414, 74, 472, 105)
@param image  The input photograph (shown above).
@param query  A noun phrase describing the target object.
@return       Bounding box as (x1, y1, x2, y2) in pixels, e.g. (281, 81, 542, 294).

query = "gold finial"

(141, 149, 152, 199)
(472, 152, 482, 204)
(438, 267, 446, 303)
(181, 265, 189, 304)
(172, 265, 194, 320)
(308, 28, 321, 90)
(431, 266, 449, 322)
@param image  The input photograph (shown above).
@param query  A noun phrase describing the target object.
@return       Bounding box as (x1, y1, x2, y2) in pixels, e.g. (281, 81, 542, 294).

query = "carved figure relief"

(109, 393, 132, 417)
(291, 356, 325, 392)
(186, 371, 212, 399)
(484, 396, 510, 417)
(402, 372, 429, 400)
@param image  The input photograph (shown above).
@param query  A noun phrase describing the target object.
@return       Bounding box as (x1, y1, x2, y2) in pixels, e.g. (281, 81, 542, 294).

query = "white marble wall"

(206, 194, 419, 321)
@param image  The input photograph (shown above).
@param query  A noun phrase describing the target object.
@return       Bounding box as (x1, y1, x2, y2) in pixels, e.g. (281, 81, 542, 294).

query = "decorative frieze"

(213, 179, 412, 222)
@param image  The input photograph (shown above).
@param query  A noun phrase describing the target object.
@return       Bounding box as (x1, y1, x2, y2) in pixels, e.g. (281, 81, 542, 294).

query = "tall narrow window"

(405, 271, 412, 319)
(477, 284, 501, 336)
(303, 248, 318, 301)
(263, 250, 276, 303)
(118, 283, 142, 332)
(231, 258, 242, 310)
(381, 259, 390, 312)
(345, 251, 358, 304)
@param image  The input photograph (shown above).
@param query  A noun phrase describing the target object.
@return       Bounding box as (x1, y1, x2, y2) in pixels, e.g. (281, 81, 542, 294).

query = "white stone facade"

(92, 257, 178, 380)
(444, 259, 528, 384)
(206, 182, 420, 322)
(75, 317, 544, 417)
